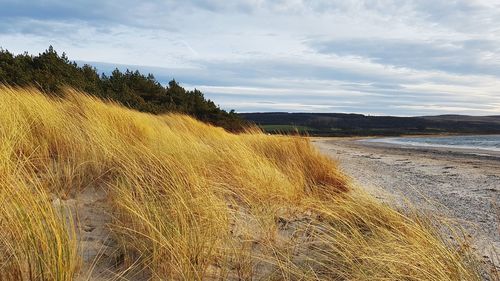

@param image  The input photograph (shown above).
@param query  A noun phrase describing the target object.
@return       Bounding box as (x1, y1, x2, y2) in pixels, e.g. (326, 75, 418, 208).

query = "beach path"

(313, 137, 500, 266)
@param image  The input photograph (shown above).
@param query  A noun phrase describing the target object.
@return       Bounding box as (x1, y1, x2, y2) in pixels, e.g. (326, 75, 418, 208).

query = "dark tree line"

(240, 112, 500, 136)
(0, 46, 245, 131)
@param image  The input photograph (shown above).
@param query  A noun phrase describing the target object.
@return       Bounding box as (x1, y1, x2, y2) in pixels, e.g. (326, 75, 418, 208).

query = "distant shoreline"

(357, 135, 500, 157)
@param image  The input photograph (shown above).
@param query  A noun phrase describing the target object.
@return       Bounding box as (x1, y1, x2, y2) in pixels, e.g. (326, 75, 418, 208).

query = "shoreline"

(358, 138, 500, 159)
(312, 134, 500, 159)
(313, 137, 499, 266)
(358, 134, 500, 157)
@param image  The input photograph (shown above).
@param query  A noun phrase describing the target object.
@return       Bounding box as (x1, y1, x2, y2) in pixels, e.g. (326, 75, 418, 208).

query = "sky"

(1, 0, 500, 116)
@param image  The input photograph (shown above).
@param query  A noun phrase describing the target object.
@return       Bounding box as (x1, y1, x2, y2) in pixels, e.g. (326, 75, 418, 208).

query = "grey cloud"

(0, 0, 113, 23)
(310, 38, 500, 76)
(0, 0, 183, 33)
(409, 0, 500, 32)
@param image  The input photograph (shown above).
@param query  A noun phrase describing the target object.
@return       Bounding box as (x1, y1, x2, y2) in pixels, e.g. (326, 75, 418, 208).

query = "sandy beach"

(313, 137, 500, 265)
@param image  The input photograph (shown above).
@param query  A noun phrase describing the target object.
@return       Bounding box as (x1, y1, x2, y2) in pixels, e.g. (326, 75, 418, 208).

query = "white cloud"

(1, 0, 500, 115)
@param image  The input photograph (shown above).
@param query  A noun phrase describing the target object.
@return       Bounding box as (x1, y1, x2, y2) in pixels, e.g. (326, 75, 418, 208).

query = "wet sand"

(313, 137, 499, 265)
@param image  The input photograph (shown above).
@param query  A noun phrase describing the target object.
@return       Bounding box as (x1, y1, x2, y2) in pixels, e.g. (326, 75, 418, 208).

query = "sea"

(363, 134, 500, 153)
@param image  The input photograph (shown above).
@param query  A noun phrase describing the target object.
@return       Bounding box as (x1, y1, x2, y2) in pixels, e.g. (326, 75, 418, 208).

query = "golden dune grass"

(0, 86, 484, 280)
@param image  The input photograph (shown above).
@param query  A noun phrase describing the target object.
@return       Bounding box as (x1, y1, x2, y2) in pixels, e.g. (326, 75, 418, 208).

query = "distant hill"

(0, 46, 245, 131)
(240, 112, 500, 136)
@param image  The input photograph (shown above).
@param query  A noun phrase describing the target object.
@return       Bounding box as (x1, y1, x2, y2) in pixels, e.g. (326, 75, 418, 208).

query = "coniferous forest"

(0, 46, 245, 131)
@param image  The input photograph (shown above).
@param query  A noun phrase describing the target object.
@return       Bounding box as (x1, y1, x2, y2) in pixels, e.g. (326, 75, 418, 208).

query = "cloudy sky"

(1, 0, 500, 115)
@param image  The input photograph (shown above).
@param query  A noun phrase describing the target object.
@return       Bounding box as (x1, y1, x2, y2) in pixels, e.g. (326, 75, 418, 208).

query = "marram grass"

(0, 86, 485, 280)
